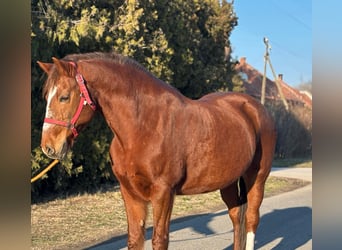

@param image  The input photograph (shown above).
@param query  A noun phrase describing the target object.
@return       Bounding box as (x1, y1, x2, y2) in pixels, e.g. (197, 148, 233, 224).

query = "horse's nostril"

(45, 145, 55, 155)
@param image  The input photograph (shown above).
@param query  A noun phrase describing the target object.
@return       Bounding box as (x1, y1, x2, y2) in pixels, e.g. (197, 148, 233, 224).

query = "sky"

(230, 0, 312, 87)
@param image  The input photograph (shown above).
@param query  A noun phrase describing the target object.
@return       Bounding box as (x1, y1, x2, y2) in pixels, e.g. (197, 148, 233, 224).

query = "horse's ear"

(37, 61, 53, 74)
(52, 57, 74, 76)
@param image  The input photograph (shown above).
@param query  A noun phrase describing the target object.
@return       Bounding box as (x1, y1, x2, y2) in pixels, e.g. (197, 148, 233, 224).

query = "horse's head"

(37, 57, 96, 160)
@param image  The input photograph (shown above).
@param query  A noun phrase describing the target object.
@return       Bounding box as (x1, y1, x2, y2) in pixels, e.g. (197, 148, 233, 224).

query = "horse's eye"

(59, 95, 70, 102)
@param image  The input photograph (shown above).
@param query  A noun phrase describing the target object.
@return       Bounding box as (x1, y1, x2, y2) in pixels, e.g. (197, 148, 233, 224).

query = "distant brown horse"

(38, 52, 276, 250)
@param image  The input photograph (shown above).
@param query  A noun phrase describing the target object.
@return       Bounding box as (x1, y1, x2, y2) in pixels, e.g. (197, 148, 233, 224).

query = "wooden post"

(267, 56, 289, 110)
(261, 38, 269, 105)
(261, 37, 289, 110)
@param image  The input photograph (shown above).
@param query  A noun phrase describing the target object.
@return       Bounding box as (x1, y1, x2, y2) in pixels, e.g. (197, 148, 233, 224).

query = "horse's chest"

(111, 150, 145, 179)
(111, 158, 153, 200)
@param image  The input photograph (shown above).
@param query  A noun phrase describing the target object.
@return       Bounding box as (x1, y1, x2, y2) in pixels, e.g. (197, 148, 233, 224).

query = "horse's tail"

(238, 177, 247, 249)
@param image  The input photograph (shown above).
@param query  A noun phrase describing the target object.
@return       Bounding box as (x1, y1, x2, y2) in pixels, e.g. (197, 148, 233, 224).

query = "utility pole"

(261, 38, 269, 106)
(261, 37, 289, 110)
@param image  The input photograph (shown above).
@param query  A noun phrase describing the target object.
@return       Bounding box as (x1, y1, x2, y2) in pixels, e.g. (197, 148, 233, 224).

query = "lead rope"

(31, 159, 59, 183)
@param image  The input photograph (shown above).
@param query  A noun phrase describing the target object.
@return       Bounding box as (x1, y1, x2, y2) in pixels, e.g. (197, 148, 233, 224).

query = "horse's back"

(198, 91, 275, 134)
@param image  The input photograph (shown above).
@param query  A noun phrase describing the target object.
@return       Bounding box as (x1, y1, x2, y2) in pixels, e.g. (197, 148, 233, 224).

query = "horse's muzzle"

(41, 141, 69, 160)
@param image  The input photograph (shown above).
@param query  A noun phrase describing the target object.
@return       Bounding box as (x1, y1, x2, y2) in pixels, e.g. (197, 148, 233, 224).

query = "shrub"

(265, 101, 312, 159)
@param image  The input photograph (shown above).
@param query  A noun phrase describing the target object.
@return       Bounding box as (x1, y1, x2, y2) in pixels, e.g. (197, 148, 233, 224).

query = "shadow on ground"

(86, 206, 311, 249)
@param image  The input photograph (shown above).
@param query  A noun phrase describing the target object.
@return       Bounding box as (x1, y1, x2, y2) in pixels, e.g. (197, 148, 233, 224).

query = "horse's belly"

(177, 136, 255, 195)
(177, 159, 251, 195)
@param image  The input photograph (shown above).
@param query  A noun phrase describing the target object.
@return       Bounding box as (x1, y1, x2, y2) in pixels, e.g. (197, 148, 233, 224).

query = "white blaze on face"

(43, 86, 57, 131)
(246, 232, 255, 250)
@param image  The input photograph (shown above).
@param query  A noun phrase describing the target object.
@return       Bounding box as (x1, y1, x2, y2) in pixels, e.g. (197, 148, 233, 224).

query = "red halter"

(44, 62, 96, 138)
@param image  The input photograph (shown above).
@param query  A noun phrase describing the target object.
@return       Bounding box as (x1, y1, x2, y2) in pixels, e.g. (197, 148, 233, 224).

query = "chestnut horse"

(37, 52, 276, 250)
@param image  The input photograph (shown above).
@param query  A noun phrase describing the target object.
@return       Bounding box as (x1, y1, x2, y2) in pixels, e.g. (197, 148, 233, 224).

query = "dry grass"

(31, 174, 310, 250)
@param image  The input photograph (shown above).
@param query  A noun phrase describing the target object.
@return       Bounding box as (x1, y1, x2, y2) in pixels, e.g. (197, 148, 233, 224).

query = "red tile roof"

(235, 57, 312, 108)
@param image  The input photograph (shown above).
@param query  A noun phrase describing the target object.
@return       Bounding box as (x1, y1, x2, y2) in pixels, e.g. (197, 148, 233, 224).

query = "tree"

(297, 80, 312, 93)
(111, 0, 239, 98)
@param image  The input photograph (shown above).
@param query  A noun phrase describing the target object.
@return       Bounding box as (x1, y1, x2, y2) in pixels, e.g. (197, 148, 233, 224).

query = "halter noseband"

(44, 62, 96, 138)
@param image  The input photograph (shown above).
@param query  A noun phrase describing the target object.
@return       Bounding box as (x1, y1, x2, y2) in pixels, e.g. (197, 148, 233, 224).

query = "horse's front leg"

(150, 183, 175, 250)
(120, 185, 148, 250)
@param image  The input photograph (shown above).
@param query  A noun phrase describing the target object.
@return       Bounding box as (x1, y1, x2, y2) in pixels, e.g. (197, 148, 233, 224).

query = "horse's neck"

(80, 60, 185, 146)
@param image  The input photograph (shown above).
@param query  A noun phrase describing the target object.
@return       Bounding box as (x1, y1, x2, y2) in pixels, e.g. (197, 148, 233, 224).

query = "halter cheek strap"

(44, 62, 96, 138)
(71, 61, 96, 111)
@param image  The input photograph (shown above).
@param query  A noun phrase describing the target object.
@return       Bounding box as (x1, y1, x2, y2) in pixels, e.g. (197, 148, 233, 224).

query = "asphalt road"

(86, 168, 312, 250)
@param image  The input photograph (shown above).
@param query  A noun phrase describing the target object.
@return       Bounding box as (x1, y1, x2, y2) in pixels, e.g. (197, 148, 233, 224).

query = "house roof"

(235, 57, 312, 108)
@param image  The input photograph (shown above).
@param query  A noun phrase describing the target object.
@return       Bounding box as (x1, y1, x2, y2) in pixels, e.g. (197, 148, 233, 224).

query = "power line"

(270, 0, 311, 31)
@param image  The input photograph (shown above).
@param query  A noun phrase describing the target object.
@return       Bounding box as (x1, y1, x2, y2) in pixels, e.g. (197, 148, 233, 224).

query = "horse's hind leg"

(220, 179, 247, 250)
(120, 185, 148, 250)
(243, 133, 275, 250)
(243, 167, 268, 250)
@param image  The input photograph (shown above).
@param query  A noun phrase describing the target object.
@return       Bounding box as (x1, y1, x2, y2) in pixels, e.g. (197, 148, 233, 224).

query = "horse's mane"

(42, 52, 155, 98)
(63, 52, 149, 76)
